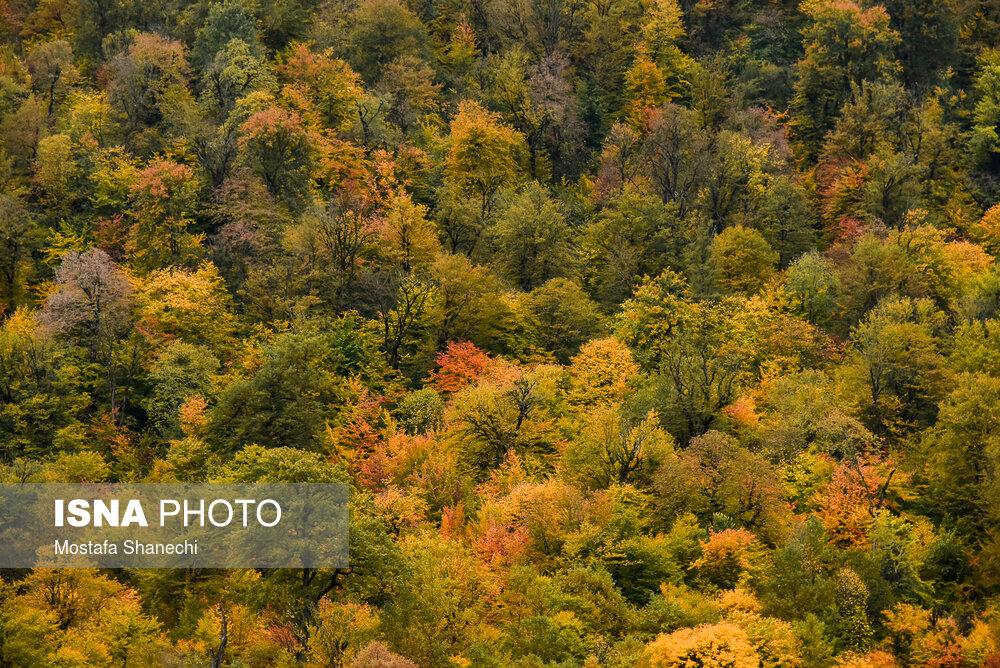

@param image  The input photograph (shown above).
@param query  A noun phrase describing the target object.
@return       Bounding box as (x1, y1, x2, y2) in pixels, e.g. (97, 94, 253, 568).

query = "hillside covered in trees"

(1, 0, 1000, 665)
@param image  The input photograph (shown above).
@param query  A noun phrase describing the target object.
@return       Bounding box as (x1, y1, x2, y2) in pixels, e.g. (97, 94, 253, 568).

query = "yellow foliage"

(133, 262, 236, 355)
(970, 203, 1000, 257)
(645, 622, 760, 667)
(567, 337, 640, 407)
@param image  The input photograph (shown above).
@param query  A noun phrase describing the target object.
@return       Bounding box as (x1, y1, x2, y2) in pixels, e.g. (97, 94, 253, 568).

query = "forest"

(0, 0, 999, 665)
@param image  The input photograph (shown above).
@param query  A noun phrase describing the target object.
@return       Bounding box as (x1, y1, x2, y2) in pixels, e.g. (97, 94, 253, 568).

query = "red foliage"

(93, 214, 129, 260)
(474, 518, 531, 567)
(427, 340, 491, 393)
(924, 645, 967, 668)
(440, 505, 465, 540)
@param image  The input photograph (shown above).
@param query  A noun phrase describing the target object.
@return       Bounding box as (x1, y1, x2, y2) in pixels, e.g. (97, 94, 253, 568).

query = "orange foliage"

(427, 340, 492, 393)
(692, 528, 762, 589)
(645, 622, 760, 667)
(821, 451, 907, 547)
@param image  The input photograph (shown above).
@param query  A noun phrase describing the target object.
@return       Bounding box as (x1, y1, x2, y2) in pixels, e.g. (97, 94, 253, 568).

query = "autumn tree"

(106, 33, 192, 149)
(277, 43, 362, 132)
(127, 157, 205, 272)
(37, 248, 143, 424)
(25, 39, 76, 116)
(708, 225, 779, 294)
(645, 621, 760, 667)
(238, 104, 316, 210)
(441, 100, 526, 254)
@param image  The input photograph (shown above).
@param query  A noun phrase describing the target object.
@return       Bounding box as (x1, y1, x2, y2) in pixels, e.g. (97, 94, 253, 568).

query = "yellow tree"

(645, 622, 760, 667)
(442, 100, 525, 253)
(133, 262, 237, 356)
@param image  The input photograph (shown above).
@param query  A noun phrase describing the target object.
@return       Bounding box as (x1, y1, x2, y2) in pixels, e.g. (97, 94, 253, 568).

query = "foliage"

(0, 2, 998, 665)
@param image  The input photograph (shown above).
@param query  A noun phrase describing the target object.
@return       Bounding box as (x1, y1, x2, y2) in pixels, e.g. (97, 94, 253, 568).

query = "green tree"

(488, 183, 575, 291)
(523, 278, 603, 363)
(791, 0, 900, 159)
(783, 251, 842, 328)
(708, 225, 779, 294)
(142, 341, 220, 438)
(348, 0, 429, 84)
(209, 321, 386, 451)
(193, 0, 263, 66)
(843, 296, 949, 435)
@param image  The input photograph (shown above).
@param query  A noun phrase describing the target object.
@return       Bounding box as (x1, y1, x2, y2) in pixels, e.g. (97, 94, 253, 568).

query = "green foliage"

(394, 387, 444, 435)
(791, 0, 900, 159)
(708, 226, 779, 294)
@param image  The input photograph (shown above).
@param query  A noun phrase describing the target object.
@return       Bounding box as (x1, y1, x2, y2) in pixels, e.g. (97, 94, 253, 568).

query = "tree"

(192, 0, 263, 67)
(655, 431, 786, 539)
(127, 157, 205, 272)
(379, 192, 439, 274)
(582, 188, 684, 306)
(791, 0, 900, 159)
(621, 53, 670, 128)
(25, 39, 75, 116)
(142, 341, 219, 437)
(879, 0, 958, 88)
(277, 43, 362, 132)
(441, 100, 526, 254)
(133, 262, 236, 354)
(238, 105, 316, 210)
(484, 50, 585, 180)
(215, 444, 344, 482)
(567, 337, 641, 408)
(640, 102, 710, 217)
(37, 248, 140, 423)
(427, 340, 491, 394)
(454, 374, 544, 468)
(394, 387, 444, 434)
(106, 33, 191, 145)
(430, 253, 516, 352)
(922, 374, 1000, 546)
(350, 641, 417, 667)
(972, 49, 1000, 164)
(616, 269, 693, 368)
(645, 621, 760, 667)
(488, 183, 575, 291)
(348, 0, 429, 84)
(834, 567, 874, 652)
(0, 309, 88, 461)
(844, 296, 949, 435)
(783, 251, 842, 328)
(573, 407, 671, 487)
(0, 588, 62, 666)
(698, 130, 779, 235)
(308, 600, 381, 667)
(376, 274, 434, 369)
(0, 195, 42, 312)
(209, 321, 386, 451)
(200, 38, 275, 120)
(33, 133, 80, 212)
(378, 54, 440, 136)
(648, 300, 750, 441)
(523, 278, 603, 364)
(708, 225, 779, 294)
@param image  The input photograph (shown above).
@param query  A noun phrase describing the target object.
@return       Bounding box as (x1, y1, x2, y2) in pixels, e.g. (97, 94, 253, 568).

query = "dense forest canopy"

(0, 0, 999, 665)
